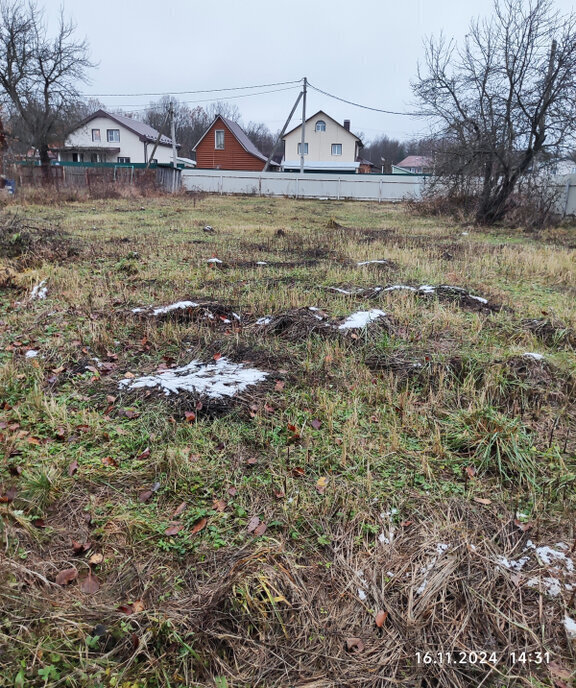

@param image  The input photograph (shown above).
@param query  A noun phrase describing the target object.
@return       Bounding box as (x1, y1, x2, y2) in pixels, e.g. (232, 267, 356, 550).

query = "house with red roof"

(392, 155, 434, 175)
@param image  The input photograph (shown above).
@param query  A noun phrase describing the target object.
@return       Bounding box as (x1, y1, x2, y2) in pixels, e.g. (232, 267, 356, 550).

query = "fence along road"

(181, 170, 425, 202)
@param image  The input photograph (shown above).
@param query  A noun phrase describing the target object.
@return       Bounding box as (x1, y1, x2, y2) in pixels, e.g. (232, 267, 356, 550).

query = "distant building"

(392, 155, 433, 175)
(56, 109, 178, 165)
(193, 115, 277, 171)
(281, 111, 362, 173)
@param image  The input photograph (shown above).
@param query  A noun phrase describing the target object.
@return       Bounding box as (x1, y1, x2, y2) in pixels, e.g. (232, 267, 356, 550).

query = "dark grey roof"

(73, 109, 175, 146)
(193, 115, 278, 165)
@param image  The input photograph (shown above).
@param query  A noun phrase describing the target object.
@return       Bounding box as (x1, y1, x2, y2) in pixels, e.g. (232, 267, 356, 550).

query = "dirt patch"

(256, 308, 336, 341)
(522, 317, 575, 348)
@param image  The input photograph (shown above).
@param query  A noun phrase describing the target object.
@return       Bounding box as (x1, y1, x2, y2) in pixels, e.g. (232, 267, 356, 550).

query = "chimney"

(343, 119, 350, 131)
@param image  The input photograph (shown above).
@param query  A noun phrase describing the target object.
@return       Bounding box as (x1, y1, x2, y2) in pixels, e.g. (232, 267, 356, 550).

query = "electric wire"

(82, 79, 303, 98)
(307, 81, 425, 117)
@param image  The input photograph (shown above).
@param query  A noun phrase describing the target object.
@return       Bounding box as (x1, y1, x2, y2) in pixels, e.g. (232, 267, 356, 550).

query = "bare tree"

(413, 0, 576, 224)
(0, 1, 93, 173)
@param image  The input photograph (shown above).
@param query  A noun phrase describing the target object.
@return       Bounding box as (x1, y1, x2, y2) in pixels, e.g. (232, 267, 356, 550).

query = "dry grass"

(0, 193, 575, 687)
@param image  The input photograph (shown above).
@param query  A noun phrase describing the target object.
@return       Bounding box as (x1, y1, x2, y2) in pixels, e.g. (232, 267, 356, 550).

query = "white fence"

(181, 169, 576, 215)
(182, 169, 424, 202)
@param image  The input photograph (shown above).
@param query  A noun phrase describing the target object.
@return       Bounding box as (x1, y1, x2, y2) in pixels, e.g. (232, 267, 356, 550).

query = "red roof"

(396, 155, 433, 169)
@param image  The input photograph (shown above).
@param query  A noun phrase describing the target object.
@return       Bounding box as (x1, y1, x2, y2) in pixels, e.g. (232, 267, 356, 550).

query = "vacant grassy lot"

(1, 194, 575, 687)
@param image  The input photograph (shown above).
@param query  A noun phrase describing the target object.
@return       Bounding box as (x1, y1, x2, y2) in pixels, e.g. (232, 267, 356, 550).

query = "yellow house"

(282, 110, 363, 173)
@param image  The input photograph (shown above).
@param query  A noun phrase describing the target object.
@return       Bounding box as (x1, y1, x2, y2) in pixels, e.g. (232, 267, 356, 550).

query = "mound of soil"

(522, 318, 575, 348)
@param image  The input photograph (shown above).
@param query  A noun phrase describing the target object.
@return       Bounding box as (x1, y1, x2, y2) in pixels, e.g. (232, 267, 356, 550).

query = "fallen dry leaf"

(375, 610, 388, 628)
(274, 380, 285, 391)
(79, 572, 100, 594)
(316, 476, 328, 494)
(68, 460, 79, 477)
(88, 552, 104, 566)
(138, 490, 154, 503)
(165, 523, 184, 536)
(253, 522, 267, 536)
(124, 372, 135, 379)
(136, 447, 150, 460)
(227, 487, 238, 497)
(345, 637, 364, 653)
(72, 541, 91, 555)
(172, 502, 187, 518)
(55, 568, 78, 586)
(190, 517, 207, 535)
(473, 497, 492, 505)
(212, 499, 227, 512)
(101, 456, 119, 468)
(464, 465, 476, 479)
(247, 516, 261, 533)
(311, 419, 322, 430)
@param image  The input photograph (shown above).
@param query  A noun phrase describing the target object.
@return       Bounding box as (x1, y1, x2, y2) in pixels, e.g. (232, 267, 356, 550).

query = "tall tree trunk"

(39, 143, 51, 183)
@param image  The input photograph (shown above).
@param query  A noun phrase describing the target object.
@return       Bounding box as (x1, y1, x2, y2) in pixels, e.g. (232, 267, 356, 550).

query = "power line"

(307, 81, 425, 117)
(111, 85, 302, 114)
(82, 79, 302, 98)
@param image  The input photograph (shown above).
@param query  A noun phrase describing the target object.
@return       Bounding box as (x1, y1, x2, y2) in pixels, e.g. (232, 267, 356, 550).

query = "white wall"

(283, 114, 358, 163)
(64, 117, 173, 164)
(182, 169, 423, 201)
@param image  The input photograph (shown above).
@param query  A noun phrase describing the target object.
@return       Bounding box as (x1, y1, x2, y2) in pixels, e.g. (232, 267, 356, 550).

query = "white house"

(281, 111, 362, 173)
(57, 109, 177, 165)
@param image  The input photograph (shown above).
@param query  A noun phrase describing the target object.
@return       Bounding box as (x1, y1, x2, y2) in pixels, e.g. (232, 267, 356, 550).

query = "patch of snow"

(496, 555, 530, 572)
(523, 352, 545, 361)
(308, 306, 320, 311)
(256, 261, 267, 266)
(133, 300, 199, 316)
(534, 545, 574, 573)
(256, 317, 272, 326)
(439, 285, 467, 293)
(564, 616, 576, 638)
(357, 260, 389, 266)
(30, 280, 48, 300)
(358, 588, 367, 601)
(384, 285, 417, 292)
(118, 356, 268, 398)
(329, 287, 360, 295)
(418, 285, 436, 294)
(207, 258, 222, 264)
(25, 350, 39, 358)
(378, 533, 390, 544)
(526, 576, 564, 597)
(468, 295, 488, 304)
(338, 309, 387, 330)
(462, 231, 469, 236)
(416, 543, 452, 595)
(232, 312, 241, 321)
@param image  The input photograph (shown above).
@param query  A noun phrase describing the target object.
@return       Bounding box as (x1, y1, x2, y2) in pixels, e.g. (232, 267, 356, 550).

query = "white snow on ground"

(119, 356, 268, 398)
(328, 287, 362, 295)
(357, 260, 389, 266)
(338, 309, 387, 330)
(30, 280, 48, 300)
(418, 285, 436, 294)
(495, 540, 574, 597)
(523, 352, 545, 361)
(256, 316, 272, 325)
(256, 261, 267, 265)
(132, 301, 199, 315)
(206, 258, 222, 264)
(25, 350, 39, 358)
(564, 616, 576, 637)
(384, 285, 417, 292)
(468, 295, 488, 304)
(416, 543, 452, 595)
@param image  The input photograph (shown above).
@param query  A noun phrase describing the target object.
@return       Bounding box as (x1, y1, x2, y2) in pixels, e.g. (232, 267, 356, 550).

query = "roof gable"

(193, 115, 275, 164)
(71, 109, 175, 147)
(283, 110, 362, 143)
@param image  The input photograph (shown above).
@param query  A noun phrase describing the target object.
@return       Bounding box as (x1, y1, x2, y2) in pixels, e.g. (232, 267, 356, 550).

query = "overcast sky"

(40, 0, 576, 144)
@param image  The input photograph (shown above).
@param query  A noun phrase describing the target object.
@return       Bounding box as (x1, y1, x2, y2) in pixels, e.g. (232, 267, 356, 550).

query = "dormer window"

(315, 120, 326, 132)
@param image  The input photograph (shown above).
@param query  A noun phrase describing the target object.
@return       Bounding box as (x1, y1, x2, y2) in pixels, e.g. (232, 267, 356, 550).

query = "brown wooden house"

(193, 116, 277, 171)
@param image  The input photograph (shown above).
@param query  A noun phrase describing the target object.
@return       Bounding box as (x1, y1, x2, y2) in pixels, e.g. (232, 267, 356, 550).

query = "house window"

(297, 142, 309, 155)
(90, 153, 102, 163)
(331, 144, 343, 156)
(215, 130, 225, 149)
(107, 129, 120, 142)
(91, 129, 101, 142)
(117, 157, 131, 164)
(315, 120, 326, 132)
(72, 153, 84, 162)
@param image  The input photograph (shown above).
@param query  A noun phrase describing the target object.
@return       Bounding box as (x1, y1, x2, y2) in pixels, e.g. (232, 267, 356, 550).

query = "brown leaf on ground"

(246, 457, 258, 466)
(274, 380, 285, 391)
(0, 486, 17, 503)
(213, 499, 227, 512)
(311, 419, 322, 430)
(227, 487, 238, 497)
(254, 522, 267, 536)
(101, 456, 119, 468)
(68, 460, 79, 477)
(184, 411, 196, 422)
(172, 502, 187, 518)
(247, 516, 261, 533)
(138, 490, 154, 503)
(514, 519, 533, 532)
(165, 523, 184, 536)
(473, 497, 492, 505)
(88, 552, 103, 566)
(79, 572, 100, 594)
(291, 466, 305, 477)
(55, 568, 78, 586)
(345, 637, 364, 653)
(316, 476, 328, 494)
(72, 541, 91, 554)
(136, 447, 150, 460)
(464, 465, 476, 479)
(191, 517, 207, 535)
(375, 610, 388, 628)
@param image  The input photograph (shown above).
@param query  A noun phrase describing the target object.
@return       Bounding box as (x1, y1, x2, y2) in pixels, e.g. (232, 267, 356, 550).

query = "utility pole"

(299, 77, 307, 174)
(169, 99, 179, 192)
(263, 90, 303, 172)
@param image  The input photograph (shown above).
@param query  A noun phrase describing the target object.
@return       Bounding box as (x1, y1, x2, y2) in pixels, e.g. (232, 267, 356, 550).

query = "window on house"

(297, 142, 309, 155)
(72, 153, 84, 162)
(315, 120, 326, 132)
(92, 129, 101, 142)
(215, 130, 225, 149)
(331, 143, 343, 156)
(117, 157, 131, 164)
(107, 129, 120, 142)
(90, 153, 102, 163)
